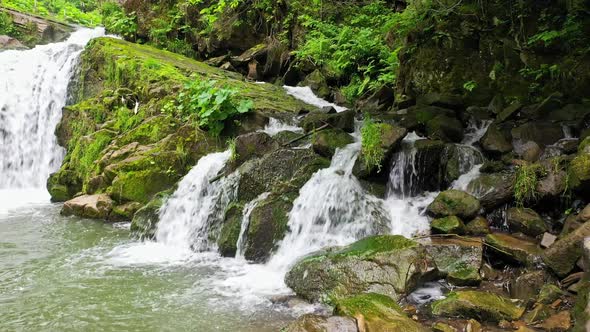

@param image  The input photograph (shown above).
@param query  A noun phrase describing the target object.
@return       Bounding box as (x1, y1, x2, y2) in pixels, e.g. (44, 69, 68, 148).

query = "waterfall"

(258, 118, 303, 136)
(0, 28, 105, 190)
(155, 150, 237, 251)
(283, 86, 347, 112)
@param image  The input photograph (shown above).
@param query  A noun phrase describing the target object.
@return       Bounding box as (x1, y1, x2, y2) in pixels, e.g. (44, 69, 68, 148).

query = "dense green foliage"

(514, 163, 546, 207)
(360, 116, 385, 172)
(1, 0, 101, 25)
(164, 78, 253, 136)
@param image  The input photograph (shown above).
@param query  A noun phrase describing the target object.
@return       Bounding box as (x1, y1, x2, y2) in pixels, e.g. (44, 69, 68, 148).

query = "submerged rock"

(428, 190, 480, 220)
(334, 293, 428, 332)
(61, 194, 114, 220)
(285, 235, 437, 302)
(431, 290, 525, 322)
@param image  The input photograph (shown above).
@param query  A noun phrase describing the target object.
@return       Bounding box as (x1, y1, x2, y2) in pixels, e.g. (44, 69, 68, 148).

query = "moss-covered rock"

(232, 131, 278, 167)
(111, 201, 143, 221)
(130, 191, 171, 239)
(538, 284, 565, 305)
(285, 235, 437, 302)
(109, 169, 178, 204)
(431, 290, 525, 322)
(423, 237, 482, 286)
(568, 153, 590, 194)
(484, 233, 542, 266)
(426, 114, 464, 143)
(431, 216, 465, 235)
(282, 314, 357, 332)
(334, 293, 428, 332)
(312, 128, 354, 158)
(466, 172, 515, 210)
(217, 203, 244, 257)
(302, 69, 330, 99)
(542, 221, 590, 277)
(465, 217, 491, 235)
(506, 207, 548, 237)
(480, 123, 513, 154)
(301, 109, 355, 133)
(428, 190, 480, 220)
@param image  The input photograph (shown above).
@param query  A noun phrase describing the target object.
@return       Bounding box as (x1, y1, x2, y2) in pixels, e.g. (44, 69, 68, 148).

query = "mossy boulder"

(302, 69, 330, 99)
(217, 203, 244, 257)
(109, 169, 178, 204)
(423, 237, 482, 286)
(431, 216, 465, 235)
(542, 221, 590, 277)
(111, 201, 143, 221)
(130, 191, 171, 239)
(506, 207, 548, 237)
(285, 235, 437, 302)
(355, 123, 408, 177)
(431, 290, 525, 322)
(484, 233, 543, 266)
(334, 293, 428, 332)
(426, 114, 464, 143)
(301, 109, 355, 133)
(538, 284, 565, 305)
(312, 128, 354, 158)
(568, 153, 590, 194)
(480, 123, 513, 154)
(466, 172, 515, 210)
(428, 190, 480, 220)
(465, 217, 491, 236)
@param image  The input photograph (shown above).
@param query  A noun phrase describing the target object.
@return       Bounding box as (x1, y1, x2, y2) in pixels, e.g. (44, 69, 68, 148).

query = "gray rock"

(506, 207, 548, 237)
(61, 194, 114, 220)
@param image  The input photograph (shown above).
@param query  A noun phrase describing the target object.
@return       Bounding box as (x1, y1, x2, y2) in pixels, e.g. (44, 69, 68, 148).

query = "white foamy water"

(0, 189, 51, 216)
(462, 119, 492, 146)
(259, 118, 303, 136)
(0, 28, 105, 189)
(155, 150, 237, 251)
(283, 86, 347, 112)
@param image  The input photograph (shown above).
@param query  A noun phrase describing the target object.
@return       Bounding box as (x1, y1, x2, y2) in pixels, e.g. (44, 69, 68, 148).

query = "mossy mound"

(428, 190, 481, 220)
(334, 293, 428, 332)
(431, 290, 525, 322)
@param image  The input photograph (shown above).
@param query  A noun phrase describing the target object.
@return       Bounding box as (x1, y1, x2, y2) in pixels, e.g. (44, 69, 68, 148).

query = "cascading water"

(0, 28, 104, 213)
(283, 86, 347, 112)
(259, 118, 303, 136)
(155, 150, 237, 251)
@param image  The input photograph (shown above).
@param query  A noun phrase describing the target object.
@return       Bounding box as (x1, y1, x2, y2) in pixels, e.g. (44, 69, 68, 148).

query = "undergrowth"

(360, 116, 384, 172)
(514, 163, 546, 207)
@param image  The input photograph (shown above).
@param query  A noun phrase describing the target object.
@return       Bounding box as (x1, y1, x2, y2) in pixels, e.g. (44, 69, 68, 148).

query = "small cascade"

(267, 142, 390, 269)
(462, 119, 492, 146)
(235, 192, 270, 259)
(283, 86, 347, 112)
(259, 118, 303, 136)
(387, 133, 430, 198)
(0, 28, 105, 189)
(155, 150, 237, 251)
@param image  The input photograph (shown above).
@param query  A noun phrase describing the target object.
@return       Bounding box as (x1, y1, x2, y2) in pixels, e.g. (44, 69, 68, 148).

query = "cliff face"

(0, 7, 74, 47)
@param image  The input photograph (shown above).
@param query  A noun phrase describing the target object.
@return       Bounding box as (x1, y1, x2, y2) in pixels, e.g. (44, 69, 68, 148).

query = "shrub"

(164, 78, 253, 136)
(361, 116, 384, 172)
(514, 163, 546, 206)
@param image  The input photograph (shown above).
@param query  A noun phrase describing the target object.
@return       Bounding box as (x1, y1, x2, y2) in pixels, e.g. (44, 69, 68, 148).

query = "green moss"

(514, 163, 546, 206)
(109, 170, 177, 204)
(217, 202, 244, 257)
(68, 130, 115, 185)
(431, 216, 465, 234)
(568, 153, 590, 190)
(431, 290, 525, 322)
(361, 117, 386, 172)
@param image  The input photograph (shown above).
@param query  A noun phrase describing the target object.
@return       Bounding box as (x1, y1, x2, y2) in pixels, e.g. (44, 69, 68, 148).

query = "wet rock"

(432, 322, 457, 332)
(312, 128, 354, 158)
(568, 153, 590, 194)
(506, 207, 548, 237)
(217, 203, 243, 257)
(302, 69, 330, 99)
(511, 122, 565, 148)
(431, 216, 465, 235)
(398, 105, 456, 132)
(428, 190, 480, 220)
(0, 35, 26, 50)
(130, 191, 170, 239)
(233, 132, 278, 166)
(111, 201, 142, 221)
(301, 109, 355, 133)
(538, 311, 571, 332)
(355, 85, 395, 114)
(285, 235, 437, 302)
(543, 220, 590, 277)
(355, 123, 408, 176)
(465, 217, 491, 236)
(61, 194, 114, 220)
(334, 293, 428, 332)
(479, 160, 505, 173)
(417, 92, 463, 111)
(423, 237, 482, 286)
(523, 304, 553, 324)
(538, 284, 564, 304)
(47, 169, 83, 202)
(480, 123, 512, 154)
(541, 233, 558, 248)
(496, 102, 522, 122)
(466, 172, 515, 210)
(426, 114, 464, 143)
(441, 144, 484, 185)
(430, 290, 525, 322)
(536, 169, 567, 200)
(517, 141, 542, 162)
(484, 233, 542, 266)
(283, 314, 358, 332)
(509, 270, 545, 302)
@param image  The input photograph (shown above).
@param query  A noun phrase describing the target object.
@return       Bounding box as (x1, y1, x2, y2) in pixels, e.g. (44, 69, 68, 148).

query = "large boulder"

(431, 216, 465, 235)
(355, 123, 408, 176)
(543, 221, 590, 277)
(511, 122, 565, 148)
(480, 123, 513, 154)
(312, 128, 354, 158)
(466, 172, 515, 210)
(431, 290, 525, 322)
(61, 194, 114, 220)
(568, 153, 590, 195)
(285, 235, 437, 302)
(0, 35, 26, 50)
(426, 114, 464, 143)
(506, 208, 548, 237)
(232, 132, 278, 166)
(334, 293, 428, 332)
(427, 190, 481, 220)
(423, 237, 483, 286)
(301, 109, 355, 133)
(301, 69, 330, 99)
(484, 233, 543, 266)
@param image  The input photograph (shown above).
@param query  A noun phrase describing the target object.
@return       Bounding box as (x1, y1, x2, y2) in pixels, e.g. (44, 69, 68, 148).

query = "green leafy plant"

(164, 78, 253, 136)
(361, 116, 384, 172)
(227, 138, 238, 162)
(101, 2, 137, 39)
(463, 80, 478, 92)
